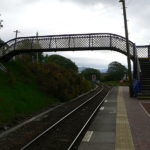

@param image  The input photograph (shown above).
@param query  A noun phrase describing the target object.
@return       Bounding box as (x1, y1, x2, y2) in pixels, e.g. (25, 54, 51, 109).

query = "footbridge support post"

(148, 45, 150, 57)
(119, 0, 133, 97)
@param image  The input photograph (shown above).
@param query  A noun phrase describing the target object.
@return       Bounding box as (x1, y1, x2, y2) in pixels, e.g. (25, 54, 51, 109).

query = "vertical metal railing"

(148, 45, 150, 58)
(134, 45, 141, 80)
(0, 33, 140, 61)
(133, 44, 137, 79)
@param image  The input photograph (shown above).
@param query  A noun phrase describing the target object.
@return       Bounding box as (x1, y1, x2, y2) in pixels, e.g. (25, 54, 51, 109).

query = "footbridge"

(0, 33, 146, 61)
(0, 33, 150, 97)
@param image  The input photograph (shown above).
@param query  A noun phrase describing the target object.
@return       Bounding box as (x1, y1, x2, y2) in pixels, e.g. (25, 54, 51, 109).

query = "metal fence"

(0, 33, 135, 61)
(136, 45, 150, 58)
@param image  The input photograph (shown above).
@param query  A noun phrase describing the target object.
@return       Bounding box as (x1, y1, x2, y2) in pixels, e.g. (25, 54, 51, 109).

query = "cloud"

(61, 0, 115, 6)
(0, 0, 140, 69)
(47, 51, 128, 69)
(1, 0, 150, 46)
(126, 0, 150, 44)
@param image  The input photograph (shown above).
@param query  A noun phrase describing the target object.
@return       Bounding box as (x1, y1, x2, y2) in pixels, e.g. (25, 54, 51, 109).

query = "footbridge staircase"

(136, 46, 150, 99)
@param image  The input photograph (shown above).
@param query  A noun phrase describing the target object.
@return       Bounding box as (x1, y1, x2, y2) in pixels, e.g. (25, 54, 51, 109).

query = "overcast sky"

(0, 0, 150, 70)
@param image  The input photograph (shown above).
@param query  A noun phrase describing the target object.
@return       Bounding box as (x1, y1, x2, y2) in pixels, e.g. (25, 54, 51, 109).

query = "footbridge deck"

(0, 33, 137, 61)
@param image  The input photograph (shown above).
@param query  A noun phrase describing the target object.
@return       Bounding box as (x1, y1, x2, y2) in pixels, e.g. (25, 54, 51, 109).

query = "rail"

(136, 45, 150, 58)
(0, 33, 136, 61)
(68, 87, 111, 150)
(20, 85, 108, 150)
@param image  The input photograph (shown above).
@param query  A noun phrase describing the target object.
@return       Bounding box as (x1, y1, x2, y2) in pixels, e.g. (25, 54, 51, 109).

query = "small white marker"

(100, 106, 104, 111)
(82, 131, 93, 142)
(105, 100, 108, 103)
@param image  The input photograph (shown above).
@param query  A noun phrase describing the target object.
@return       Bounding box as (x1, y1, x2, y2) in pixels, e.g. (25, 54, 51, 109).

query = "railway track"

(20, 84, 110, 150)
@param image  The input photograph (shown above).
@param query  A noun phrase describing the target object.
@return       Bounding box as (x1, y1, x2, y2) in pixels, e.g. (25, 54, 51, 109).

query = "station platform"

(78, 86, 150, 150)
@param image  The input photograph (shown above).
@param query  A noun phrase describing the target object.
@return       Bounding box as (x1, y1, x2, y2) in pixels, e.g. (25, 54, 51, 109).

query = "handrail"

(0, 33, 135, 61)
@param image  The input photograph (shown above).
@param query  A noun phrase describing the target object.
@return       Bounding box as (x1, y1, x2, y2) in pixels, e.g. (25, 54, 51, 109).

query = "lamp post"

(119, 0, 133, 97)
(13, 30, 20, 60)
(14, 30, 20, 38)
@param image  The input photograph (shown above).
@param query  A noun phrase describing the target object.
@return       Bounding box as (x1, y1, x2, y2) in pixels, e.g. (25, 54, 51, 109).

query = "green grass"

(0, 61, 58, 123)
(104, 80, 129, 86)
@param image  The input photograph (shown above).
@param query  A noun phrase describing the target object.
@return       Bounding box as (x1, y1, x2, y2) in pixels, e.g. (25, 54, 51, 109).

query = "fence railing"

(0, 33, 135, 61)
(136, 45, 150, 58)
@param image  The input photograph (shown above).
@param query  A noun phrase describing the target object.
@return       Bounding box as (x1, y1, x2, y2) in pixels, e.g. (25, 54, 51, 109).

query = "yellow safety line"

(115, 87, 135, 150)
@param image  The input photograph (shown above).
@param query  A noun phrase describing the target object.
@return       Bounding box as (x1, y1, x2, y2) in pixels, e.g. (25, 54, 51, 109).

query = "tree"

(44, 54, 78, 72)
(28, 62, 93, 101)
(0, 14, 3, 29)
(106, 61, 127, 81)
(81, 68, 101, 81)
(0, 38, 8, 56)
(0, 39, 4, 45)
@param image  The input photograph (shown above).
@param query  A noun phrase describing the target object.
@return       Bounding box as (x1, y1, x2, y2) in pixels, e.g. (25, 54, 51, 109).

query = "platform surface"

(78, 86, 150, 150)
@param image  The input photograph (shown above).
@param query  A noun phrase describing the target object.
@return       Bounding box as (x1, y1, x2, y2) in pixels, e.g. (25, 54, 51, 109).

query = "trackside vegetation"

(81, 68, 101, 81)
(44, 54, 78, 72)
(0, 55, 93, 124)
(101, 61, 128, 86)
(0, 61, 58, 123)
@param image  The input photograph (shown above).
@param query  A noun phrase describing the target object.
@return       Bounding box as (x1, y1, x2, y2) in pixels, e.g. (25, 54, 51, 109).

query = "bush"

(29, 62, 93, 101)
(81, 68, 101, 81)
(44, 54, 78, 72)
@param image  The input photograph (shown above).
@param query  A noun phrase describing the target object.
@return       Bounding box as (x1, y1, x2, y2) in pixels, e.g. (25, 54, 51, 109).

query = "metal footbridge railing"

(0, 33, 136, 61)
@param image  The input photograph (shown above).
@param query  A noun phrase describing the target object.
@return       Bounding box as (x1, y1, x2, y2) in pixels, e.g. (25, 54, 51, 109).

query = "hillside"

(0, 61, 58, 124)
(0, 60, 93, 124)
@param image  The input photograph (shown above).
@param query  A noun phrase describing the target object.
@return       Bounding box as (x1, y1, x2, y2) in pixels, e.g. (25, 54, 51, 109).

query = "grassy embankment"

(0, 61, 58, 124)
(0, 61, 93, 124)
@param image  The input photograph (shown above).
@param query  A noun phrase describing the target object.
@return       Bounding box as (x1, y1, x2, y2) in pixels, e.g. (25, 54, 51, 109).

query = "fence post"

(110, 35, 112, 47)
(133, 44, 137, 79)
(148, 45, 150, 58)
